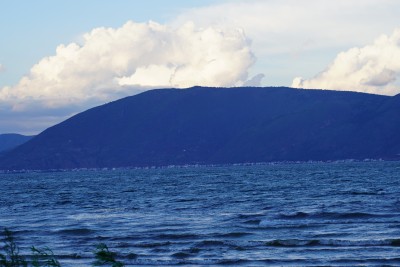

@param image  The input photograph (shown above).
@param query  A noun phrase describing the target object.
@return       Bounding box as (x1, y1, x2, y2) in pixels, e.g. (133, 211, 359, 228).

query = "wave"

(217, 259, 250, 265)
(277, 211, 310, 219)
(55, 228, 94, 236)
(215, 232, 253, 238)
(259, 215, 400, 229)
(154, 233, 199, 240)
(237, 213, 265, 219)
(171, 252, 192, 258)
(344, 189, 385, 195)
(276, 211, 392, 220)
(67, 212, 126, 220)
(174, 198, 201, 203)
(264, 238, 400, 247)
(55, 200, 73, 205)
(193, 240, 247, 252)
(196, 240, 225, 246)
(133, 241, 172, 248)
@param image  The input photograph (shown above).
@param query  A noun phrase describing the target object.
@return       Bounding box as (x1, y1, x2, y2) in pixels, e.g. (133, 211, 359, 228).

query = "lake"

(1, 161, 400, 266)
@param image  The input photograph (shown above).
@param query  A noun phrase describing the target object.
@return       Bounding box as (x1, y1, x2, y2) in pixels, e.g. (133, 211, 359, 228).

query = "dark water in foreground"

(1, 162, 400, 266)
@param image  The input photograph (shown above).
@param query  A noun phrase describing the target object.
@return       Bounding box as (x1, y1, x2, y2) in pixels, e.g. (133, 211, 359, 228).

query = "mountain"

(0, 134, 33, 154)
(0, 87, 399, 170)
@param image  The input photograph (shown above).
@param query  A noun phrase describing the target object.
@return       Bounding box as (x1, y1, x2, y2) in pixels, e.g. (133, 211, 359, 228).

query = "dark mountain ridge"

(0, 87, 399, 170)
(0, 134, 33, 154)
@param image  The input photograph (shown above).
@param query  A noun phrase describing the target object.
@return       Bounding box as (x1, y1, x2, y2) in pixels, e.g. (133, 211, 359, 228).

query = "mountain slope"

(0, 87, 399, 170)
(0, 134, 33, 153)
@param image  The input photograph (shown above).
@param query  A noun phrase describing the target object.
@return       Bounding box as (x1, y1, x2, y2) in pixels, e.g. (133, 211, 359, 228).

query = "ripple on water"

(0, 162, 400, 266)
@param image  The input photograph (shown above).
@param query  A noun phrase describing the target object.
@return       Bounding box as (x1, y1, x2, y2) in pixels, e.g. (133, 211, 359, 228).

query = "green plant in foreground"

(0, 229, 125, 267)
(93, 244, 124, 267)
(0, 228, 27, 267)
(31, 247, 61, 267)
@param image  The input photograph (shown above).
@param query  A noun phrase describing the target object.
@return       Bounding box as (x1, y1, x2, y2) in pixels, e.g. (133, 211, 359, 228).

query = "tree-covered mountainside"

(0, 87, 399, 170)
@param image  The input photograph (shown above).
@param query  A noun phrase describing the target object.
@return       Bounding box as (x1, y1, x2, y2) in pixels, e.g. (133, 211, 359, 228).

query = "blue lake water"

(1, 161, 400, 266)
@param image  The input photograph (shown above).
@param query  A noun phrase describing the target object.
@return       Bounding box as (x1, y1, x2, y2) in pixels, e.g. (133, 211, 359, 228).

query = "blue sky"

(1, 0, 400, 134)
(0, 0, 220, 87)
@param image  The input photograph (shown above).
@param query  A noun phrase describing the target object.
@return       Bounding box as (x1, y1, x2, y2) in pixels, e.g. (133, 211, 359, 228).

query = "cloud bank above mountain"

(0, 21, 255, 111)
(292, 28, 400, 95)
(2, 0, 400, 134)
(174, 0, 400, 96)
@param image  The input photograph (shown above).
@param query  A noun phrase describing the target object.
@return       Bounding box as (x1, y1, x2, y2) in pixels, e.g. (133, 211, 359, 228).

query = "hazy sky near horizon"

(1, 0, 400, 134)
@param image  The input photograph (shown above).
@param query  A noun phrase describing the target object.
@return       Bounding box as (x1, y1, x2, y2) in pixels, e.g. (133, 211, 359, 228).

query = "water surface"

(1, 162, 400, 266)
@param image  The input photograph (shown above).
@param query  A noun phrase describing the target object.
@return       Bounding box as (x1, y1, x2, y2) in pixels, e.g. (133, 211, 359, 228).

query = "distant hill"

(0, 87, 399, 170)
(0, 134, 33, 154)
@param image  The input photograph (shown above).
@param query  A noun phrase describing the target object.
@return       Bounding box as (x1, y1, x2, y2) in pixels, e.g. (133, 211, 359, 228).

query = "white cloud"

(292, 28, 400, 95)
(174, 0, 399, 53)
(243, 73, 265, 87)
(0, 64, 5, 73)
(0, 21, 255, 111)
(174, 0, 400, 86)
(3, 0, 400, 134)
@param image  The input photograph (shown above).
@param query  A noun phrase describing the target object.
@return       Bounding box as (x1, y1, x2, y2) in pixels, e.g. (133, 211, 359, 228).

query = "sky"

(1, 0, 400, 135)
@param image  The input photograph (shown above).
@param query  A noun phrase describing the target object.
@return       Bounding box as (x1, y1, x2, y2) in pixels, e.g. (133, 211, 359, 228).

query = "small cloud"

(292, 28, 400, 96)
(0, 64, 5, 73)
(292, 77, 305, 88)
(243, 73, 265, 87)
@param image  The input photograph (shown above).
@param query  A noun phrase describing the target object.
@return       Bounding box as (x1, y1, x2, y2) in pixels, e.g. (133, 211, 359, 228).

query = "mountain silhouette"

(0, 87, 399, 170)
(0, 134, 33, 154)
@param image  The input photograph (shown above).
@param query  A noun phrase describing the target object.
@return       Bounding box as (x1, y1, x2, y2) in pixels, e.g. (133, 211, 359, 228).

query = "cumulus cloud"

(292, 28, 400, 95)
(174, 0, 400, 87)
(0, 21, 255, 111)
(174, 0, 400, 54)
(4, 0, 400, 134)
